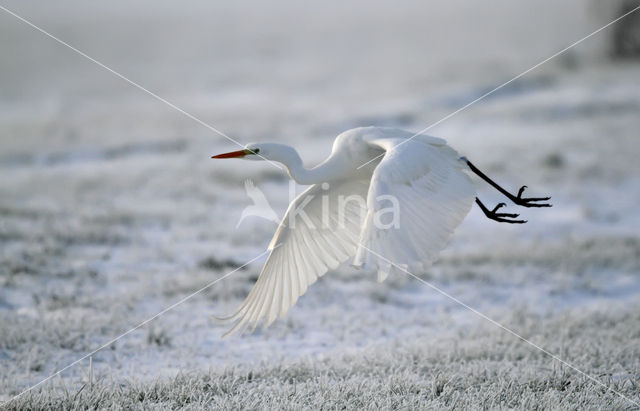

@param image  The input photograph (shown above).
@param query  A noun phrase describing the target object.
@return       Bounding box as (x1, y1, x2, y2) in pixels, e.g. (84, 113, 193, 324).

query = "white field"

(1, 1, 639, 408)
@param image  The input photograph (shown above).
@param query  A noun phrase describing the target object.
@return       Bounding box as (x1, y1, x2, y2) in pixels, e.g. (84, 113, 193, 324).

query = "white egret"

(212, 127, 551, 336)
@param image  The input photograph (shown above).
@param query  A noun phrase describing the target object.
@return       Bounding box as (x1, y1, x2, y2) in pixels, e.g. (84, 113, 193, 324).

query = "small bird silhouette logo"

(236, 179, 280, 228)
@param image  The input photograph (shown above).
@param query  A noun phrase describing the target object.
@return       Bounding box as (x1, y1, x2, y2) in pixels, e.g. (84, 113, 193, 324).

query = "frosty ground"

(1, 1, 639, 409)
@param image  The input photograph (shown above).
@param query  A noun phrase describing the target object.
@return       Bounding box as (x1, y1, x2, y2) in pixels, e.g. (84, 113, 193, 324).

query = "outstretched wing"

(353, 137, 475, 281)
(217, 178, 369, 336)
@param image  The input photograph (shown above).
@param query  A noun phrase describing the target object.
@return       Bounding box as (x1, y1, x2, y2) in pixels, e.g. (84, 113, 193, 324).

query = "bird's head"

(212, 143, 300, 164)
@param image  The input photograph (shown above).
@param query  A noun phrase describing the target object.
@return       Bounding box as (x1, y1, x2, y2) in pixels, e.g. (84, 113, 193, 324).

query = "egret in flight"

(212, 127, 551, 336)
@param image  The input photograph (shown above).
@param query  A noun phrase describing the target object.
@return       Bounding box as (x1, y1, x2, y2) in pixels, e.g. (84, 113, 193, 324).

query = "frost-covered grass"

(5, 308, 640, 409)
(2, 1, 640, 409)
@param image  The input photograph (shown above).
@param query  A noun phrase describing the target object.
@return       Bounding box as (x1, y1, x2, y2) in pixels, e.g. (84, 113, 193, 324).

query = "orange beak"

(211, 149, 251, 159)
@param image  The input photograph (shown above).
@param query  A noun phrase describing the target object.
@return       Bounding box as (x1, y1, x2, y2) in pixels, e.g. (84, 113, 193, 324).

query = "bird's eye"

(251, 148, 260, 154)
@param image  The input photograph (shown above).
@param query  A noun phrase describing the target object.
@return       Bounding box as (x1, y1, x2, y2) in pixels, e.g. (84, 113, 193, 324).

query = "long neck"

(279, 148, 347, 185)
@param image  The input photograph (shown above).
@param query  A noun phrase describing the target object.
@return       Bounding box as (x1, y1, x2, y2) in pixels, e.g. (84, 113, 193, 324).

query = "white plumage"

(212, 127, 476, 336)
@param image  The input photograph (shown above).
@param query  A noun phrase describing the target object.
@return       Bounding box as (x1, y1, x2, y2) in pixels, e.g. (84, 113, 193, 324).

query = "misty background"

(1, 0, 639, 408)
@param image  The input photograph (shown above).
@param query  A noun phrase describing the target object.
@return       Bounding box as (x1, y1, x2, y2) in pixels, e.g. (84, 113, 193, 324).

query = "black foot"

(476, 199, 527, 224)
(465, 161, 552, 210)
(510, 186, 552, 208)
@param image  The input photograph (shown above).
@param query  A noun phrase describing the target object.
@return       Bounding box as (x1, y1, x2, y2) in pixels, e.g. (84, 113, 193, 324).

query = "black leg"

(475, 197, 527, 224)
(466, 160, 552, 208)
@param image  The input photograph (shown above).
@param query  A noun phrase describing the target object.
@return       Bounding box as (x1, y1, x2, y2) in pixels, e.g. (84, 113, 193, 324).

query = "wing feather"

(354, 137, 475, 280)
(218, 179, 369, 336)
